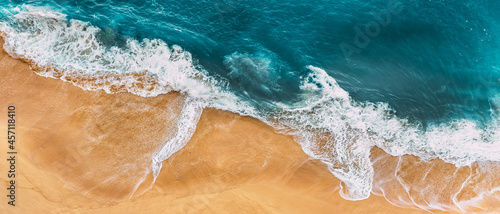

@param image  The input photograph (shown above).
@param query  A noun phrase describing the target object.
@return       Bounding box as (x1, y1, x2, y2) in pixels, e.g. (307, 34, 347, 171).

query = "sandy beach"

(0, 38, 490, 213)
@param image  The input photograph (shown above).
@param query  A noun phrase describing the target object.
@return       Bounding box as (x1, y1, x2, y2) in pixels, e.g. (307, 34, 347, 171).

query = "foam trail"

(152, 97, 205, 181)
(0, 5, 216, 98)
(267, 65, 500, 200)
(2, 5, 500, 208)
(0, 6, 252, 182)
(269, 66, 377, 199)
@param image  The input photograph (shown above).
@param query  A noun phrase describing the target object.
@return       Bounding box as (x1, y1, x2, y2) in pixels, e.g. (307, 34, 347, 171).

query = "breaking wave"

(1, 6, 500, 211)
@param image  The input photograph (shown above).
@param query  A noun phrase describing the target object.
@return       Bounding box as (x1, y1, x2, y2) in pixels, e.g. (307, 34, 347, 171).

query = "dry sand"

(0, 40, 486, 213)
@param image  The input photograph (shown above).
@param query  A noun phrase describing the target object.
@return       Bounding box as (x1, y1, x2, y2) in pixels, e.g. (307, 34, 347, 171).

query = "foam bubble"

(267, 65, 500, 200)
(2, 5, 500, 207)
(152, 97, 205, 181)
(0, 5, 254, 114)
(0, 5, 216, 98)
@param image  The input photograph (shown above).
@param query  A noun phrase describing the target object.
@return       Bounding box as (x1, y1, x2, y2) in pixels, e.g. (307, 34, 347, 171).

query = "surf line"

(6, 105, 16, 206)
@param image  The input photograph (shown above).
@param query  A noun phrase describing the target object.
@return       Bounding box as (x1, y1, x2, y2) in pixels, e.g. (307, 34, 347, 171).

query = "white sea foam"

(2, 5, 500, 206)
(0, 5, 216, 98)
(0, 5, 247, 182)
(0, 5, 256, 113)
(152, 97, 205, 181)
(269, 65, 500, 200)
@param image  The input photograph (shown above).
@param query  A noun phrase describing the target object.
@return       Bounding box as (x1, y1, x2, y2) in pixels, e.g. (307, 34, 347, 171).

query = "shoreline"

(0, 38, 480, 213)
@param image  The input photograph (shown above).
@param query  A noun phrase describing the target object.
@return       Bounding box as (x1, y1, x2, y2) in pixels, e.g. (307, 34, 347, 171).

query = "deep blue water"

(2, 0, 500, 125)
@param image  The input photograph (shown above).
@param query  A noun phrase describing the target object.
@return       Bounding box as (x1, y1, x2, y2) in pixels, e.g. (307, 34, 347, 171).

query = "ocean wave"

(0, 5, 216, 98)
(2, 5, 500, 208)
(269, 65, 500, 200)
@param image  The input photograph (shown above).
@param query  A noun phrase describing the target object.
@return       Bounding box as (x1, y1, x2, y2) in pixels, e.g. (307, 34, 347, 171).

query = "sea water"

(0, 0, 499, 209)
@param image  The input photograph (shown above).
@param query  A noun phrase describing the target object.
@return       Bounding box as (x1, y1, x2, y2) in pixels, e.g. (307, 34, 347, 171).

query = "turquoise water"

(2, 0, 499, 124)
(1, 0, 500, 202)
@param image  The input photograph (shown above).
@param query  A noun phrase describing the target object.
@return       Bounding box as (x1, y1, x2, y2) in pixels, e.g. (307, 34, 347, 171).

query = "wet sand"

(0, 40, 483, 213)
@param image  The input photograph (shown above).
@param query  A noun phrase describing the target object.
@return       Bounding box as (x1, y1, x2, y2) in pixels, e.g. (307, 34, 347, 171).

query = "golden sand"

(0, 40, 490, 213)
